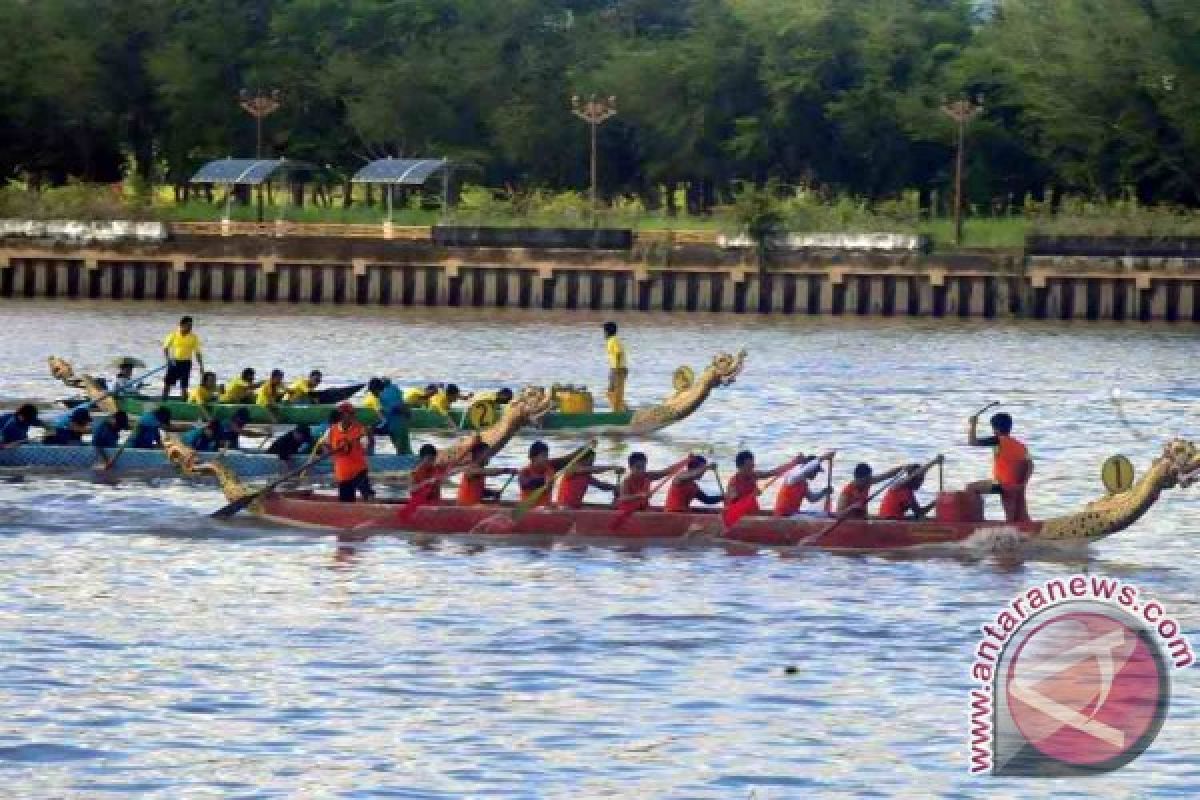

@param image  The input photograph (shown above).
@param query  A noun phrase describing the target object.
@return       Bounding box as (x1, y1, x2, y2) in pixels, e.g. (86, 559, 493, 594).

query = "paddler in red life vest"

(837, 462, 910, 519)
(458, 440, 517, 506)
(409, 443, 444, 502)
(664, 455, 723, 513)
(617, 452, 692, 512)
(773, 451, 836, 517)
(517, 441, 557, 508)
(725, 450, 802, 516)
(327, 401, 375, 503)
(555, 449, 623, 510)
(879, 458, 942, 519)
(966, 411, 1033, 522)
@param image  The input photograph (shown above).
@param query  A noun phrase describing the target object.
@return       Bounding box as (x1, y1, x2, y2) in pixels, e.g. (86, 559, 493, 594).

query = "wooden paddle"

(82, 364, 168, 412)
(98, 424, 139, 471)
(211, 449, 334, 519)
(796, 455, 943, 547)
(972, 401, 1000, 419)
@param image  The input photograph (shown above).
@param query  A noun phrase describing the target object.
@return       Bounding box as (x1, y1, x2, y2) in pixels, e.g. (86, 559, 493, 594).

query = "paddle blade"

(211, 495, 255, 519)
(721, 493, 758, 527)
(607, 501, 642, 531)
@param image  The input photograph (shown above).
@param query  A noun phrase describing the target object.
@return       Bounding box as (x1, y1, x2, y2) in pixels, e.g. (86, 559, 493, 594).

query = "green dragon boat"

(49, 350, 746, 436)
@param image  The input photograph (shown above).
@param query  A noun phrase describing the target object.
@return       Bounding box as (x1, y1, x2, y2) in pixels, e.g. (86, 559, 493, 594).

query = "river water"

(0, 301, 1196, 797)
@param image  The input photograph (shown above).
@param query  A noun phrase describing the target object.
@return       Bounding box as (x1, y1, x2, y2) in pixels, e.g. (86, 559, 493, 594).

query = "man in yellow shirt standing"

(603, 321, 628, 412)
(162, 316, 204, 401)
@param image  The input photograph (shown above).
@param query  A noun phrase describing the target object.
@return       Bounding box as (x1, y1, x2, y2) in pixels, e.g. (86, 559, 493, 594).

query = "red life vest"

(664, 480, 699, 513)
(457, 470, 485, 506)
(555, 471, 591, 509)
(773, 478, 808, 517)
(727, 472, 760, 514)
(878, 485, 915, 520)
(839, 482, 871, 518)
(619, 473, 652, 511)
(518, 463, 556, 507)
(410, 462, 442, 501)
(993, 435, 1030, 488)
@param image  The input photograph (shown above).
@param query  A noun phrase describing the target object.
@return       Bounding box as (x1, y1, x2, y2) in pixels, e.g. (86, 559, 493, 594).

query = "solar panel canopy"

(352, 158, 449, 185)
(190, 158, 312, 185)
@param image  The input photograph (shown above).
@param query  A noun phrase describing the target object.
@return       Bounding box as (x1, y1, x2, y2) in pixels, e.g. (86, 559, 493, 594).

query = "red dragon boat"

(175, 407, 1199, 552)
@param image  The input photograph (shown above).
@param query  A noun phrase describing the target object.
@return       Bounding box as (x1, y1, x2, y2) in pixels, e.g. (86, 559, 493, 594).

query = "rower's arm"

(805, 486, 833, 503)
(672, 465, 709, 484)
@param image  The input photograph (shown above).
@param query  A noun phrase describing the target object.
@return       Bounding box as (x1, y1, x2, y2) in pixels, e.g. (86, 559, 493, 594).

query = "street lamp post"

(941, 97, 984, 247)
(239, 88, 282, 222)
(570, 94, 617, 225)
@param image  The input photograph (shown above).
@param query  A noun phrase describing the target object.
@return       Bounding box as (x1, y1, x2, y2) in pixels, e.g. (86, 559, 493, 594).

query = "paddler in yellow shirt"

(403, 384, 439, 408)
(162, 315, 204, 401)
(284, 370, 323, 403)
(429, 384, 466, 417)
(220, 368, 258, 403)
(188, 371, 219, 405)
(256, 369, 286, 408)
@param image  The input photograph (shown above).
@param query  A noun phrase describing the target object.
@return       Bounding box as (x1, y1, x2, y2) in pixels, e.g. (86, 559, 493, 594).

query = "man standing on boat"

(162, 316, 204, 401)
(966, 411, 1033, 523)
(603, 321, 629, 412)
(325, 401, 374, 503)
(365, 378, 412, 455)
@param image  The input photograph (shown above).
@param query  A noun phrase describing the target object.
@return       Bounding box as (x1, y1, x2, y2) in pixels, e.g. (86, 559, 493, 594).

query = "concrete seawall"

(2, 231, 1198, 321)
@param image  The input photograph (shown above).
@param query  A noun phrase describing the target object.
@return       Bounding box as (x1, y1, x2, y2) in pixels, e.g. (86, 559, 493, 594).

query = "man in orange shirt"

(664, 455, 723, 513)
(773, 451, 835, 517)
(837, 462, 910, 519)
(617, 452, 690, 512)
(725, 450, 800, 516)
(517, 441, 558, 508)
(458, 440, 517, 506)
(327, 401, 374, 503)
(555, 449, 622, 509)
(966, 411, 1034, 522)
(878, 459, 941, 520)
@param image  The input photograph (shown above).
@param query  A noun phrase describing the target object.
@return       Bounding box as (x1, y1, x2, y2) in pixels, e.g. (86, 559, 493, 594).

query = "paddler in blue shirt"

(0, 404, 45, 448)
(43, 407, 93, 445)
(218, 408, 252, 450)
(182, 419, 223, 452)
(130, 407, 171, 449)
(91, 411, 130, 467)
(366, 377, 411, 455)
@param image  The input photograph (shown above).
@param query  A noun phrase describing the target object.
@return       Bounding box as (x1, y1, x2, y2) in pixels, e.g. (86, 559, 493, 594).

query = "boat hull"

(114, 396, 637, 432)
(0, 444, 415, 479)
(251, 492, 1048, 551)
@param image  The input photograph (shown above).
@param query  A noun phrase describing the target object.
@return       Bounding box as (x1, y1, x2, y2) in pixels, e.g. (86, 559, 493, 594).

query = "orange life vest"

(555, 471, 591, 509)
(329, 422, 368, 483)
(773, 478, 808, 517)
(457, 470, 485, 506)
(878, 485, 915, 520)
(839, 482, 871, 518)
(664, 480, 699, 513)
(993, 435, 1030, 488)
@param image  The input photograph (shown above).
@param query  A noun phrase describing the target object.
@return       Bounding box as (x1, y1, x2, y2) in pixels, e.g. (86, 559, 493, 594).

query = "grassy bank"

(6, 184, 1200, 251)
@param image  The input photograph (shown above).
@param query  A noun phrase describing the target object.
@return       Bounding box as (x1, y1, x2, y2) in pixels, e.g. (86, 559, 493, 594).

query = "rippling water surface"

(0, 301, 1197, 797)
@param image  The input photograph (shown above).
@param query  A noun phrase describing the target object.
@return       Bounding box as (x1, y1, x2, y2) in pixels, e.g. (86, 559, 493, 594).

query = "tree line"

(1, 0, 1198, 213)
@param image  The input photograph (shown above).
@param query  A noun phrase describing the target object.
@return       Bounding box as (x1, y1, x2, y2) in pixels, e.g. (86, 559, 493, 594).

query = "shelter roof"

(352, 158, 449, 185)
